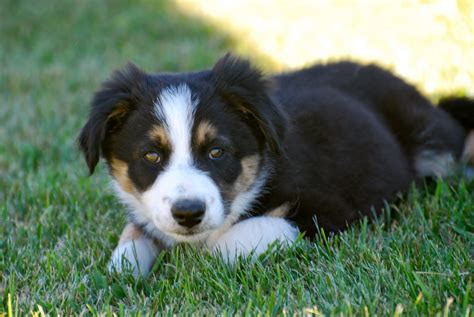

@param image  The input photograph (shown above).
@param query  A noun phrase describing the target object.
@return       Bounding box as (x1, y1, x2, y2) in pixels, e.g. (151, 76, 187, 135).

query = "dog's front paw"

(212, 216, 299, 263)
(108, 238, 159, 277)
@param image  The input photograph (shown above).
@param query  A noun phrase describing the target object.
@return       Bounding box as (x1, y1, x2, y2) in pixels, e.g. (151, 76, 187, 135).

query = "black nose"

(171, 199, 205, 228)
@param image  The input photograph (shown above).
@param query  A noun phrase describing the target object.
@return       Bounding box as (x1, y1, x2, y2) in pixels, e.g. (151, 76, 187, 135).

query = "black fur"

(438, 97, 474, 130)
(256, 61, 468, 235)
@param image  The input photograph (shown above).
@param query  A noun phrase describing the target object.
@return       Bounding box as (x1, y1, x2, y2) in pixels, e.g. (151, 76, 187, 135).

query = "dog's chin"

(165, 228, 215, 243)
(152, 220, 222, 244)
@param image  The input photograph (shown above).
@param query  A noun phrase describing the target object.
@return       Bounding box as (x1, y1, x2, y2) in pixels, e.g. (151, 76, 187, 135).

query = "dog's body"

(79, 55, 474, 276)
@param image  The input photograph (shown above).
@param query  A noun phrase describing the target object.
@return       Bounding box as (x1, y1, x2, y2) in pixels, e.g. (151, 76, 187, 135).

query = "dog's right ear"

(78, 63, 146, 174)
(212, 54, 288, 155)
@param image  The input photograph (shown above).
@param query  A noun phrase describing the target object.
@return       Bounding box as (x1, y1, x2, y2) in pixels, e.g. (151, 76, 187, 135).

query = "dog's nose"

(171, 199, 205, 228)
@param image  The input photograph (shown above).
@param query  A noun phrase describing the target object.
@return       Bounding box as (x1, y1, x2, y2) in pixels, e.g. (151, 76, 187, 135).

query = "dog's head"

(78, 55, 287, 243)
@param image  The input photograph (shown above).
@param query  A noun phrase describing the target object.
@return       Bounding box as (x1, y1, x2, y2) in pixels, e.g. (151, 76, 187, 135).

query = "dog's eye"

(208, 147, 224, 160)
(144, 151, 161, 164)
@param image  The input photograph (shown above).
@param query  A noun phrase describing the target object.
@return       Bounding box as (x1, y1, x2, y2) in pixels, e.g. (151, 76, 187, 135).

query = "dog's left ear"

(78, 63, 147, 174)
(212, 54, 287, 154)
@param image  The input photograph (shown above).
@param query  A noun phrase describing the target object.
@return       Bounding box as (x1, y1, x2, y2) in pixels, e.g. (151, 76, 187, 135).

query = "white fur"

(142, 167, 225, 242)
(111, 180, 176, 247)
(210, 216, 299, 263)
(154, 85, 196, 167)
(108, 238, 160, 277)
(139, 85, 225, 242)
(415, 150, 455, 177)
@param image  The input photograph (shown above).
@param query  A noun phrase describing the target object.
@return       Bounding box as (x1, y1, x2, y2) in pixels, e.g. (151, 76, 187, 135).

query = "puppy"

(78, 54, 474, 276)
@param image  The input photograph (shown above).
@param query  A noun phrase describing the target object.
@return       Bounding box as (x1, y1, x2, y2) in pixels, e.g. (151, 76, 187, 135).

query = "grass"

(0, 0, 473, 315)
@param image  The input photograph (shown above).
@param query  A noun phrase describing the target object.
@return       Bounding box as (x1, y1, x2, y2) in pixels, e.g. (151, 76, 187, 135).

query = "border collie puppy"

(79, 54, 474, 276)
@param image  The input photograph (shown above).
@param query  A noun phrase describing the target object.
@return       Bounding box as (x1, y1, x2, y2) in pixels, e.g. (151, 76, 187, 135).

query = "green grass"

(1, 0, 473, 315)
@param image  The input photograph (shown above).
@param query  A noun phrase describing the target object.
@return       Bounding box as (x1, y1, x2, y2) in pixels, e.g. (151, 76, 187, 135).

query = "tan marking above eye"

(148, 125, 169, 147)
(195, 120, 218, 146)
(144, 152, 161, 163)
(107, 103, 129, 120)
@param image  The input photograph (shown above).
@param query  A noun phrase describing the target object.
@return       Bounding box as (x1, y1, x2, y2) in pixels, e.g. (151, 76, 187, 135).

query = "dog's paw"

(108, 238, 158, 277)
(212, 216, 299, 263)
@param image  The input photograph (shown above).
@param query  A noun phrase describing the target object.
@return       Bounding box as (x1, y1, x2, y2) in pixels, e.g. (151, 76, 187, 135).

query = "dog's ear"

(212, 54, 287, 154)
(78, 63, 146, 174)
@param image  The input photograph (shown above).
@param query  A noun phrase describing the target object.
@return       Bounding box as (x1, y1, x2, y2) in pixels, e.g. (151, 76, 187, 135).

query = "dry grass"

(177, 0, 474, 96)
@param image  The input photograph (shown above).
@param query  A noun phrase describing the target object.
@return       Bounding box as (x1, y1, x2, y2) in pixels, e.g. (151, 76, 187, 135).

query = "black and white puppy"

(79, 54, 474, 276)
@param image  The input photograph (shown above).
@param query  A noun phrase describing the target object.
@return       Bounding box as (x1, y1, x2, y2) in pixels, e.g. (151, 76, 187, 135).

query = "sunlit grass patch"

(177, 0, 474, 96)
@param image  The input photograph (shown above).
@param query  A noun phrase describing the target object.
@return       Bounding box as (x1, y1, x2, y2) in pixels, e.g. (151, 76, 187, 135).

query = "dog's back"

(274, 62, 466, 160)
(259, 62, 469, 234)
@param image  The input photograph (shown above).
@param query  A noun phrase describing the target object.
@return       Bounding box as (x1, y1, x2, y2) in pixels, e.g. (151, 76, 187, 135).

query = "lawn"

(0, 0, 473, 315)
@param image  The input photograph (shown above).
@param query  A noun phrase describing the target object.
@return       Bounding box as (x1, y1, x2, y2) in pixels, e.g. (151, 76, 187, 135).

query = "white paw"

(211, 216, 299, 263)
(108, 238, 159, 277)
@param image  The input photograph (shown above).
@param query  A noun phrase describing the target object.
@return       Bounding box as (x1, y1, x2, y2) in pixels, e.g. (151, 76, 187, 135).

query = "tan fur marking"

(118, 223, 145, 245)
(117, 223, 167, 250)
(148, 125, 169, 146)
(110, 157, 135, 194)
(106, 104, 129, 134)
(195, 120, 218, 146)
(232, 154, 261, 196)
(462, 130, 474, 165)
(108, 104, 128, 120)
(265, 202, 291, 218)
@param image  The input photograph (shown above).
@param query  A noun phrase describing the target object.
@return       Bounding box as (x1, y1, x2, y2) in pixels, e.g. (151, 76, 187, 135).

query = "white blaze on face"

(155, 85, 195, 167)
(142, 85, 224, 241)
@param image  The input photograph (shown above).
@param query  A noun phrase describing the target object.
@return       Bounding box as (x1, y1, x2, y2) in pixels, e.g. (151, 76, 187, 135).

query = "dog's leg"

(108, 223, 162, 277)
(211, 216, 299, 263)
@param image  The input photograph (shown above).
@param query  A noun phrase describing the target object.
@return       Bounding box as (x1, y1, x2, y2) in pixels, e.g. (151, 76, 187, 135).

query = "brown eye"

(144, 152, 161, 164)
(208, 147, 224, 160)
